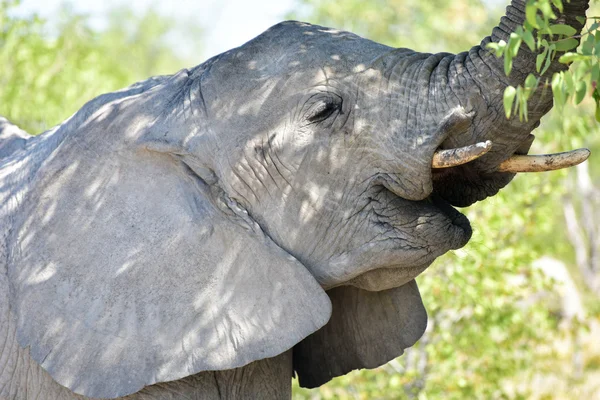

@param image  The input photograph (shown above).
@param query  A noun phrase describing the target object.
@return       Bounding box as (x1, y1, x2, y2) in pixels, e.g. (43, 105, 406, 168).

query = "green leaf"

(575, 81, 586, 105)
(536, 15, 547, 31)
(503, 33, 523, 76)
(592, 62, 600, 83)
(548, 24, 577, 37)
(593, 85, 600, 102)
(536, 49, 547, 72)
(508, 32, 522, 56)
(522, 30, 536, 51)
(576, 16, 586, 25)
(503, 86, 517, 118)
(573, 60, 589, 83)
(487, 42, 500, 54)
(558, 52, 587, 64)
(525, 3, 540, 29)
(595, 31, 600, 55)
(517, 85, 529, 121)
(487, 41, 506, 58)
(553, 38, 579, 52)
(539, 2, 556, 19)
(564, 71, 575, 95)
(504, 51, 513, 76)
(541, 45, 555, 75)
(551, 72, 566, 108)
(551, 0, 564, 13)
(488, 39, 507, 58)
(525, 73, 538, 91)
(582, 34, 595, 55)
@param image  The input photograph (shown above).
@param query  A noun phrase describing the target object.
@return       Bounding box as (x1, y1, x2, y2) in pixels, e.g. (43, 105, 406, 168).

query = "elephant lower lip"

(377, 182, 473, 250)
(427, 193, 472, 249)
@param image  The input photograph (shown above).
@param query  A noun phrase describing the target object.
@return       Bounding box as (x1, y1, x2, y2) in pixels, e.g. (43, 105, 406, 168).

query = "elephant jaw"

(348, 192, 472, 291)
(321, 189, 472, 292)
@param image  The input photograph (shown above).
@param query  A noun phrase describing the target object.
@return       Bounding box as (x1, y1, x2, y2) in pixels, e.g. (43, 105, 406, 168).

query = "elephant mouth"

(372, 182, 473, 259)
(339, 190, 472, 292)
(425, 193, 472, 249)
(320, 183, 473, 291)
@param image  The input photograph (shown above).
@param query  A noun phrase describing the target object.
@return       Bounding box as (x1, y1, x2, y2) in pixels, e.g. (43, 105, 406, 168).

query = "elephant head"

(0, 0, 590, 398)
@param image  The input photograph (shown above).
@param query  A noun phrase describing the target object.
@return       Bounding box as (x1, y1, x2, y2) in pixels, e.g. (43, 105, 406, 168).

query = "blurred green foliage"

(0, 0, 196, 133)
(290, 0, 600, 399)
(289, 0, 501, 54)
(2, 0, 599, 398)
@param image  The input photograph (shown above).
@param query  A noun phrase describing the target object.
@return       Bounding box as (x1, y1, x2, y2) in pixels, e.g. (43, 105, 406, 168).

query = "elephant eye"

(305, 95, 342, 124)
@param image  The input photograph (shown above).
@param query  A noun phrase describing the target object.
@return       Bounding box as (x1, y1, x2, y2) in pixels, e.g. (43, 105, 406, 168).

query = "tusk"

(497, 148, 591, 173)
(432, 140, 493, 168)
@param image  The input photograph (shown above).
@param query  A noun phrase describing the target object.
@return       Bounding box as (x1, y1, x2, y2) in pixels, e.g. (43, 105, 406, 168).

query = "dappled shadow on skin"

(0, 19, 526, 398)
(2, 57, 329, 398)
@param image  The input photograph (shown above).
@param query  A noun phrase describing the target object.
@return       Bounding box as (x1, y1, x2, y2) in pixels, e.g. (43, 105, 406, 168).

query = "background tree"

(0, 0, 199, 133)
(290, 0, 500, 54)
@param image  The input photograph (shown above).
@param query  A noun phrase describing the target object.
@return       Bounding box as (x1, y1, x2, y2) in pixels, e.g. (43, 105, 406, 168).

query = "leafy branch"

(487, 0, 600, 122)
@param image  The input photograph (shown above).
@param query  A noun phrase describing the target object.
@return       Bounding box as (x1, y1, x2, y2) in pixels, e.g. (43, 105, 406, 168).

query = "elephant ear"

(7, 86, 331, 398)
(0, 116, 30, 159)
(293, 281, 426, 387)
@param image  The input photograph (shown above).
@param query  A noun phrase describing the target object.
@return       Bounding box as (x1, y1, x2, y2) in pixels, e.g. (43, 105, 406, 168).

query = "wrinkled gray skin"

(0, 1, 590, 399)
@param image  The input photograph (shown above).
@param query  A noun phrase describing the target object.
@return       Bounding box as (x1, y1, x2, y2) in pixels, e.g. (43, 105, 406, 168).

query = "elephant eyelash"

(307, 102, 337, 123)
(305, 96, 342, 124)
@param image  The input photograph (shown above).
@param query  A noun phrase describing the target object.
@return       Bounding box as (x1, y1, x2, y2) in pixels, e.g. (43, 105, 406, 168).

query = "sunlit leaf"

(564, 70, 575, 94)
(536, 48, 548, 72)
(574, 80, 587, 105)
(558, 52, 587, 64)
(548, 24, 577, 37)
(592, 62, 600, 83)
(582, 33, 595, 55)
(526, 2, 540, 29)
(551, 72, 566, 108)
(503, 86, 517, 118)
(541, 44, 555, 75)
(508, 32, 522, 55)
(595, 31, 600, 55)
(551, 0, 564, 12)
(553, 38, 580, 52)
(525, 73, 539, 91)
(504, 51, 513, 76)
(522, 29, 536, 51)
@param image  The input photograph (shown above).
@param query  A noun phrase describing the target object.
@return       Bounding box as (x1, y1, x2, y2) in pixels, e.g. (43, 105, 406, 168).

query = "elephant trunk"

(430, 0, 589, 207)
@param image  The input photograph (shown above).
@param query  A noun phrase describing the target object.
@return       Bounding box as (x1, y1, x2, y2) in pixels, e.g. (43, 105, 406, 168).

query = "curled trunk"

(431, 0, 590, 207)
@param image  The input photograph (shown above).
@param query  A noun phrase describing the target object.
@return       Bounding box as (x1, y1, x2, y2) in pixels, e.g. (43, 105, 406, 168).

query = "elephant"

(0, 0, 591, 399)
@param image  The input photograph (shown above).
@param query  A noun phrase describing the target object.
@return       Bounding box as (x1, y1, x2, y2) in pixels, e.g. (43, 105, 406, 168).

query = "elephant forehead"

(213, 21, 392, 81)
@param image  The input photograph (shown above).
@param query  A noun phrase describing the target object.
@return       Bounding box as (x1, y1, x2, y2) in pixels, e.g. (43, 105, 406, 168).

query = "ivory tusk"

(497, 148, 591, 173)
(432, 140, 493, 168)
